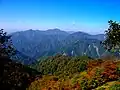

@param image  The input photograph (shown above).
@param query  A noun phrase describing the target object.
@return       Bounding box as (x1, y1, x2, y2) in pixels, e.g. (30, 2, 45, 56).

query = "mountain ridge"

(10, 29, 105, 64)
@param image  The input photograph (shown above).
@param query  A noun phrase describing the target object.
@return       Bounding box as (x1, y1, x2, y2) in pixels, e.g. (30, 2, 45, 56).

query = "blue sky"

(0, 0, 120, 34)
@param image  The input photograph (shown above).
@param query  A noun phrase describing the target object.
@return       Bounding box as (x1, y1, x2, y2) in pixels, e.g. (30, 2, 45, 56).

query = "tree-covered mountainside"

(32, 55, 91, 78)
(0, 56, 42, 90)
(11, 29, 105, 64)
(1, 54, 120, 90)
(11, 50, 36, 65)
(28, 55, 120, 90)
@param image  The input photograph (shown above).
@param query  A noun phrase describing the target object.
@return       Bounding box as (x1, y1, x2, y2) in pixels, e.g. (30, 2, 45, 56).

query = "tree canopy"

(102, 20, 120, 53)
(0, 29, 15, 58)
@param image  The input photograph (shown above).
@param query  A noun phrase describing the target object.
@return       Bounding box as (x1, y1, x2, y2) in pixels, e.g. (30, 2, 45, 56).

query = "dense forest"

(28, 55, 120, 90)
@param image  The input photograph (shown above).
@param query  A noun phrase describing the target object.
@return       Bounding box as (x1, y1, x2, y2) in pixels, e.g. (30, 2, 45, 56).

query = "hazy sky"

(0, 0, 120, 34)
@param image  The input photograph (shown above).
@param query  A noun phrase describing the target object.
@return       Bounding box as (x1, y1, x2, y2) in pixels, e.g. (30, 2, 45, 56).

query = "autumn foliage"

(27, 55, 120, 90)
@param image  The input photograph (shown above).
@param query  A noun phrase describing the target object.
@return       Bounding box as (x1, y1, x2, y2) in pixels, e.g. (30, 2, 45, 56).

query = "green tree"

(0, 29, 16, 58)
(102, 20, 120, 53)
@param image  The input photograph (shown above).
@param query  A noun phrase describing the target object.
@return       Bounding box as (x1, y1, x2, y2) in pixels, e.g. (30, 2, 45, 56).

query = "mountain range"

(10, 29, 107, 64)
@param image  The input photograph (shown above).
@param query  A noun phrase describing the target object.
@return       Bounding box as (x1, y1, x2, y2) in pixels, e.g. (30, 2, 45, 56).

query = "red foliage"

(29, 59, 120, 90)
(87, 60, 103, 71)
(101, 61, 118, 80)
(86, 60, 119, 85)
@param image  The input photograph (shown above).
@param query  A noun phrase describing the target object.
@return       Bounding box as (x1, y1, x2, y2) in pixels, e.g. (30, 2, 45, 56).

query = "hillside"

(11, 29, 105, 64)
(28, 55, 120, 90)
(0, 56, 41, 90)
(1, 55, 120, 90)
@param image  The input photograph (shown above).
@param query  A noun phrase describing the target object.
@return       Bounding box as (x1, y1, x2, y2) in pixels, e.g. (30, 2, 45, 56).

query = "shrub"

(109, 84, 120, 90)
(117, 63, 120, 75)
(80, 78, 88, 90)
(98, 87, 105, 90)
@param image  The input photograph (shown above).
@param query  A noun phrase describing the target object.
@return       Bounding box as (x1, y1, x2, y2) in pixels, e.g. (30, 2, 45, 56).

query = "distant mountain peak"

(73, 31, 90, 35)
(47, 28, 61, 32)
(67, 31, 76, 34)
(45, 28, 69, 35)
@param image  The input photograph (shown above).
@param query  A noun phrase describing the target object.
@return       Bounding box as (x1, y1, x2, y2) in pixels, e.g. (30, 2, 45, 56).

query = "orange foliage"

(101, 61, 118, 80)
(86, 60, 120, 85)
(28, 59, 120, 90)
